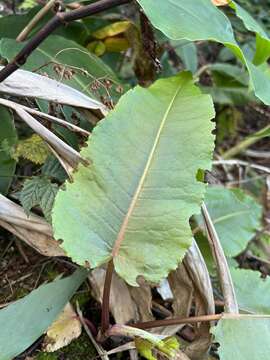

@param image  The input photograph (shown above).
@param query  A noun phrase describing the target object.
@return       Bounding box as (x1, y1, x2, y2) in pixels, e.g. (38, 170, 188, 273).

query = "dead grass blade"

(201, 202, 238, 313)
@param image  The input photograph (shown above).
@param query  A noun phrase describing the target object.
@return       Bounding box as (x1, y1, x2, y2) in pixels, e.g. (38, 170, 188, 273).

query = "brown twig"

(129, 313, 223, 330)
(0, 0, 132, 83)
(101, 259, 114, 334)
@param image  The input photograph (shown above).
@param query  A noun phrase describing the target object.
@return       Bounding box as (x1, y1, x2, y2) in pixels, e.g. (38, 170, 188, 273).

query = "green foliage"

(20, 176, 59, 222)
(197, 186, 262, 257)
(230, 1, 270, 65)
(0, 105, 17, 195)
(231, 268, 270, 314)
(53, 72, 215, 285)
(212, 314, 270, 360)
(14, 134, 50, 165)
(0, 36, 123, 101)
(136, 0, 270, 105)
(135, 336, 179, 360)
(0, 269, 87, 360)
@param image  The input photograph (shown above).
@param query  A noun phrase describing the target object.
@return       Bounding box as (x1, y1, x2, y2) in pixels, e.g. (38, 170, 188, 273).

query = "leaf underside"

(52, 72, 215, 285)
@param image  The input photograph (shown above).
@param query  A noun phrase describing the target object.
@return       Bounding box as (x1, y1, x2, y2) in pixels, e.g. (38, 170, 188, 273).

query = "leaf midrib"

(112, 82, 183, 258)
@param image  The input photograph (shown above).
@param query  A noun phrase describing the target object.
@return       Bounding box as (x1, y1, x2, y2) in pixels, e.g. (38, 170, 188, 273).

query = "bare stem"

(129, 313, 223, 330)
(101, 259, 114, 334)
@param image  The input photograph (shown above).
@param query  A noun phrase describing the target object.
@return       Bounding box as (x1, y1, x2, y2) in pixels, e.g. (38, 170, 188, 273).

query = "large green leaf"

(0, 269, 87, 360)
(212, 314, 270, 360)
(0, 105, 17, 195)
(136, 0, 270, 105)
(0, 36, 120, 100)
(52, 72, 215, 286)
(230, 1, 270, 65)
(196, 187, 262, 257)
(231, 268, 270, 315)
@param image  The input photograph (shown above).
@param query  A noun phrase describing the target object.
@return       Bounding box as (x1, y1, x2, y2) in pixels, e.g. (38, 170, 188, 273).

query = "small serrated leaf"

(20, 177, 59, 221)
(14, 134, 50, 165)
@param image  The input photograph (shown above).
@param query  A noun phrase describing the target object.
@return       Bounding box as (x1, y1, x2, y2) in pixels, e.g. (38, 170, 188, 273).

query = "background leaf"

(0, 36, 121, 101)
(0, 269, 87, 360)
(136, 0, 270, 105)
(197, 186, 262, 257)
(0, 105, 17, 195)
(231, 268, 270, 314)
(212, 314, 270, 360)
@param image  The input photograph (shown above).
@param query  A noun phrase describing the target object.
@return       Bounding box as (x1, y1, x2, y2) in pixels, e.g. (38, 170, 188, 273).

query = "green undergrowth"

(35, 332, 97, 360)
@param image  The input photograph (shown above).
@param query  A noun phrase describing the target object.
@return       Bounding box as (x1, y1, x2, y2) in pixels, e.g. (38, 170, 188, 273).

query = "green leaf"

(202, 86, 257, 105)
(197, 186, 262, 257)
(0, 105, 17, 195)
(136, 0, 270, 105)
(0, 36, 121, 101)
(212, 314, 270, 360)
(172, 40, 198, 74)
(42, 155, 68, 182)
(0, 269, 87, 360)
(52, 72, 215, 286)
(231, 268, 270, 315)
(230, 1, 270, 65)
(20, 177, 59, 222)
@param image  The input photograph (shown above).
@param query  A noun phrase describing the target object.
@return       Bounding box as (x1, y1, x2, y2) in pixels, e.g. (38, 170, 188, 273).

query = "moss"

(35, 352, 58, 360)
(14, 287, 29, 300)
(35, 332, 96, 360)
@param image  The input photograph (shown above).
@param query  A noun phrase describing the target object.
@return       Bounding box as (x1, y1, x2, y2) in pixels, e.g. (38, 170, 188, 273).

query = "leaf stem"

(101, 259, 114, 334)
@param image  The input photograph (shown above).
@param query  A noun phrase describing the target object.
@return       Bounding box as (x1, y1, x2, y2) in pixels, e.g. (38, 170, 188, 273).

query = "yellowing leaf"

(14, 134, 50, 164)
(211, 0, 230, 6)
(92, 21, 131, 40)
(87, 41, 106, 56)
(104, 37, 130, 52)
(135, 336, 180, 360)
(44, 303, 82, 352)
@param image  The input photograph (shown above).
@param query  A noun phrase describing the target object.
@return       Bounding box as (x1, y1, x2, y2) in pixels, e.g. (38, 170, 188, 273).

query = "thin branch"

(0, 0, 132, 83)
(201, 202, 239, 314)
(101, 259, 114, 334)
(76, 302, 109, 360)
(221, 123, 270, 159)
(129, 313, 223, 330)
(213, 159, 270, 175)
(16, 0, 57, 42)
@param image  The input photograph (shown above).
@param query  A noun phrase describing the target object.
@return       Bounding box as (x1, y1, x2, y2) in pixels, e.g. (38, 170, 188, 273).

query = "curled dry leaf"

(44, 303, 82, 352)
(0, 66, 107, 115)
(0, 194, 64, 257)
(89, 268, 137, 324)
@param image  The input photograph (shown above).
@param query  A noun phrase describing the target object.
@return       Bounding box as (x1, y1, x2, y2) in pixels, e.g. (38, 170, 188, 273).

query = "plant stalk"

(129, 313, 223, 330)
(0, 0, 132, 83)
(101, 259, 114, 334)
(222, 123, 270, 159)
